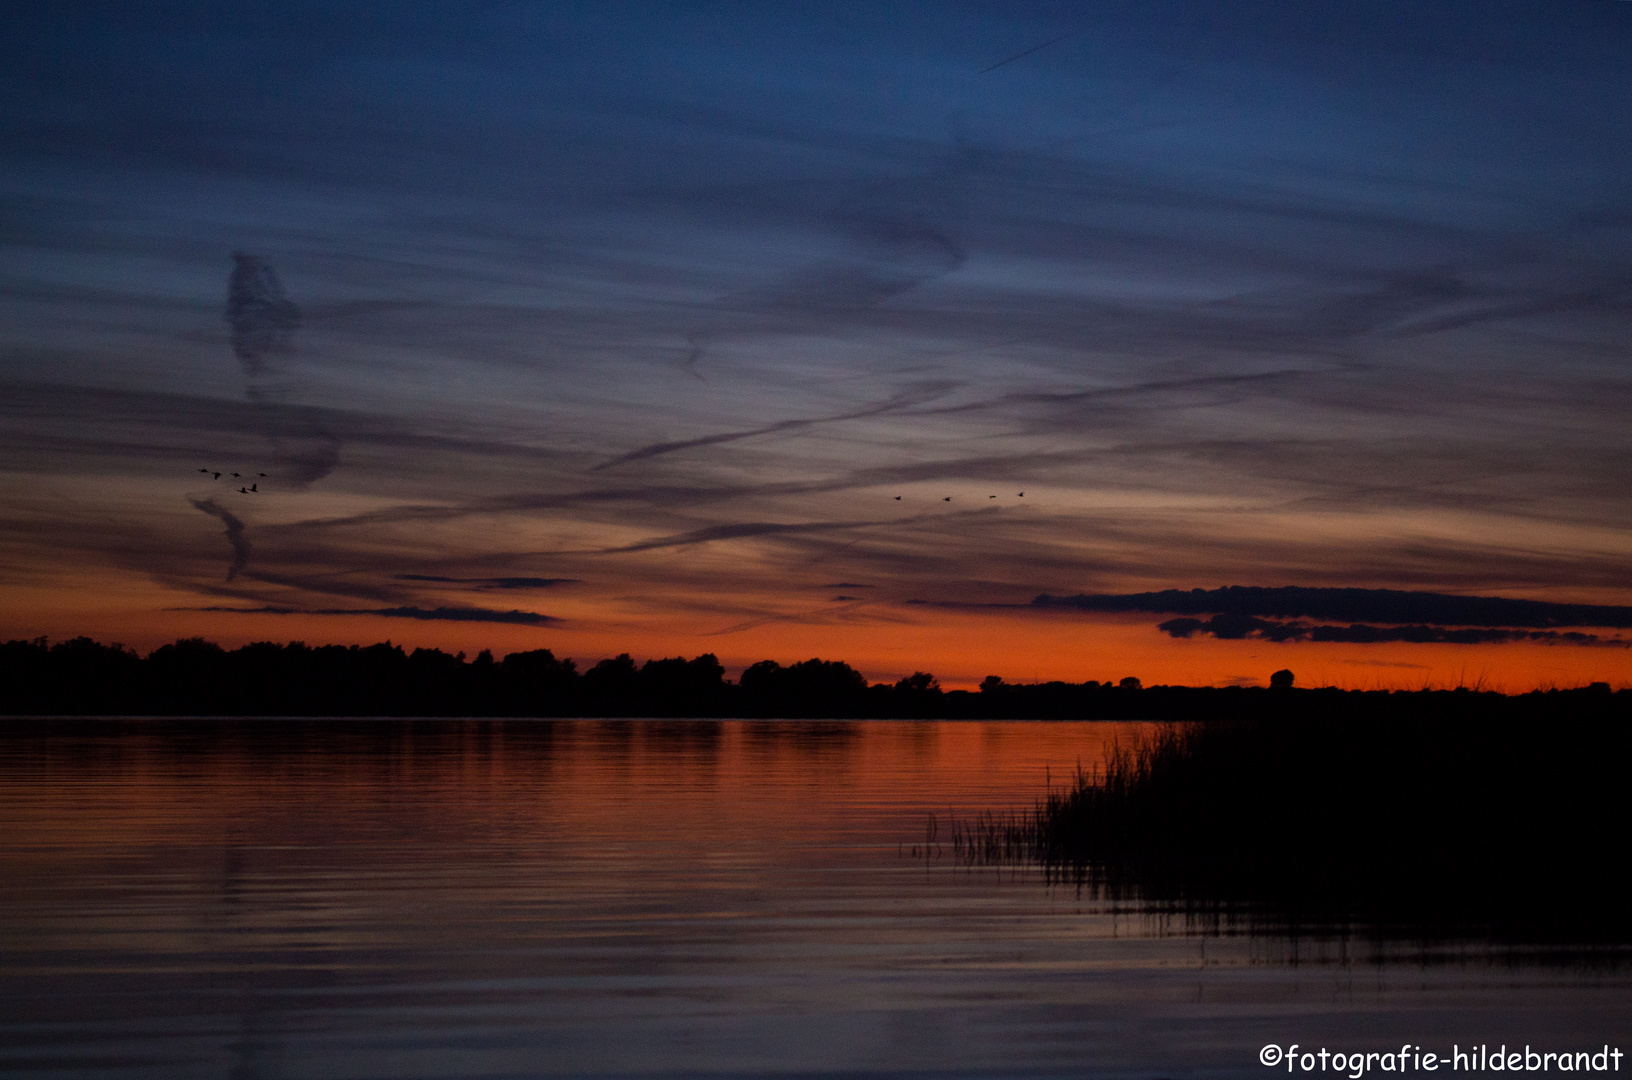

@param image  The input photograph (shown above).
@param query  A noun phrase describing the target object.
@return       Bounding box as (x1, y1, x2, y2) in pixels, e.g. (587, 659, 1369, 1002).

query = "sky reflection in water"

(2, 718, 1628, 1079)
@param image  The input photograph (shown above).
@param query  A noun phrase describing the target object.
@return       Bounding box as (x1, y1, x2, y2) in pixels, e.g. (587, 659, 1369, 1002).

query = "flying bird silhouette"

(894, 495, 902, 500)
(212, 472, 221, 479)
(249, 483, 258, 492)
(943, 497, 951, 502)
(238, 486, 249, 493)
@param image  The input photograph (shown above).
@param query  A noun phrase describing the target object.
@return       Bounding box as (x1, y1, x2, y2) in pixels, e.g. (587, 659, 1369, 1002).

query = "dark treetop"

(2, 636, 1623, 720)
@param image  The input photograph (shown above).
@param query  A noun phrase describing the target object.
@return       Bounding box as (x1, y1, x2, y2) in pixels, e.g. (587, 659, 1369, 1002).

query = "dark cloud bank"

(1035, 587, 1632, 647)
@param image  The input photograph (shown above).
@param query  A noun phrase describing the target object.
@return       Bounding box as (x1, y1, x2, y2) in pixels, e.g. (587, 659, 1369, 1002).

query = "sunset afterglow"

(3, 3, 1630, 689)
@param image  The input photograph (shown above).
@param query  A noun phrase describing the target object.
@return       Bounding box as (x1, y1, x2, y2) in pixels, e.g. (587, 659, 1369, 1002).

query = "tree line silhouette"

(1, 635, 1624, 719)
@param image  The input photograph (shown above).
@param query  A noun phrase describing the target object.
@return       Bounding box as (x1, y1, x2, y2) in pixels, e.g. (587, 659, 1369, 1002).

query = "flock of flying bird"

(897, 493, 1025, 501)
(197, 468, 267, 494)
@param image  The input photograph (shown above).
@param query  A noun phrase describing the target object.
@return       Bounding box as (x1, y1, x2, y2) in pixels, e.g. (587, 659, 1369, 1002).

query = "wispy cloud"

(186, 605, 557, 626)
(595, 384, 955, 470)
(188, 498, 249, 580)
(227, 253, 299, 378)
(226, 253, 340, 486)
(395, 575, 579, 590)
(358, 606, 557, 625)
(596, 519, 891, 555)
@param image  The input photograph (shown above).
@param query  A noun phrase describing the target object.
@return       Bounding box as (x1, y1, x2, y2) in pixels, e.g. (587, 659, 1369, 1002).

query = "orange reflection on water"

(1, 719, 1147, 860)
(0, 719, 1152, 993)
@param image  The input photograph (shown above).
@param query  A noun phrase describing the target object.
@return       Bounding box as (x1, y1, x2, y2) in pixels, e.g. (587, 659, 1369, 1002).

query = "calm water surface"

(2, 718, 1627, 1079)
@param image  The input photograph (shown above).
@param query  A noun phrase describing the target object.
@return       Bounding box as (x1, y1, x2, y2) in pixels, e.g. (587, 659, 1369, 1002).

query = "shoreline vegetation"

(946, 717, 1632, 946)
(0, 635, 1625, 719)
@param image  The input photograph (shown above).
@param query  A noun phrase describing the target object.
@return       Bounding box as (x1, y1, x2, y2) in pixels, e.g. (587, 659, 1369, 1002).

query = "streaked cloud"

(188, 605, 556, 626)
(395, 575, 578, 590)
(1157, 617, 1626, 648)
(188, 498, 249, 581)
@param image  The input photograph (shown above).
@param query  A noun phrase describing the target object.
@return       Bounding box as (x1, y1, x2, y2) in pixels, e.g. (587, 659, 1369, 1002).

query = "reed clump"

(953, 716, 1632, 942)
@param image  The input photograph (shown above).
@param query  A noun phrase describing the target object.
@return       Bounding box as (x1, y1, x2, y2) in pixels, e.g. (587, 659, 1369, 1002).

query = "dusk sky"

(4, 1, 1631, 689)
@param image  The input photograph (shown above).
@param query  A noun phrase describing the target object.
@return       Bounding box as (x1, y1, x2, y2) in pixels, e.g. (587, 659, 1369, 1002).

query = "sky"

(3, 0, 1631, 690)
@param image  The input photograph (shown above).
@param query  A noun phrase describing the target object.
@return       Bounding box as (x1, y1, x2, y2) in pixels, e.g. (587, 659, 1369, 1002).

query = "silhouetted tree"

(500, 648, 578, 714)
(583, 654, 640, 715)
(740, 658, 868, 717)
(889, 671, 943, 717)
(638, 654, 728, 716)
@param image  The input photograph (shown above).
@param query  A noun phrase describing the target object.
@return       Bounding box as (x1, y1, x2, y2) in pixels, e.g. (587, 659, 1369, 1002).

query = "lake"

(2, 718, 1627, 1078)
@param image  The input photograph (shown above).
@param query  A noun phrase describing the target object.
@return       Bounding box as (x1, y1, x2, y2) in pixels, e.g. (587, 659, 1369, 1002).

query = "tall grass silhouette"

(949, 716, 1632, 944)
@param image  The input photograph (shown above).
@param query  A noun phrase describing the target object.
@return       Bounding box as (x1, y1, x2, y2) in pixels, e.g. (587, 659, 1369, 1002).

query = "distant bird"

(989, 494, 997, 498)
(257, 473, 267, 477)
(197, 468, 209, 474)
(249, 483, 258, 492)
(943, 497, 951, 502)
(212, 472, 221, 479)
(238, 486, 249, 493)
(231, 472, 241, 478)
(1017, 492, 1024, 497)
(894, 496, 902, 500)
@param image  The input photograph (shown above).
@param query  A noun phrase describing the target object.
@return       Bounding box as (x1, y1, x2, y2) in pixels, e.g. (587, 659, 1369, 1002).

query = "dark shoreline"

(3, 635, 1626, 719)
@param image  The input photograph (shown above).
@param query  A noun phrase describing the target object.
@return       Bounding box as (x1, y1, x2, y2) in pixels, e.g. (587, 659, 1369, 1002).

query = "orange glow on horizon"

(3, 580, 1627, 694)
